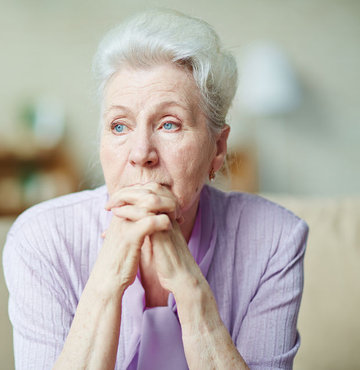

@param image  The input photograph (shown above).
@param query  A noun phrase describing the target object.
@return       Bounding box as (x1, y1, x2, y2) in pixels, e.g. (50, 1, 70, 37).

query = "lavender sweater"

(3, 185, 308, 369)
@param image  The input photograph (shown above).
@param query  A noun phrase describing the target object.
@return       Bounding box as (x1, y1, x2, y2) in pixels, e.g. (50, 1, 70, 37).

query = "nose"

(128, 129, 159, 168)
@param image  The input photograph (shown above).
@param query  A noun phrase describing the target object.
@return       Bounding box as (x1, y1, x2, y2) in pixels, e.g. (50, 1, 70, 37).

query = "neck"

(180, 197, 201, 243)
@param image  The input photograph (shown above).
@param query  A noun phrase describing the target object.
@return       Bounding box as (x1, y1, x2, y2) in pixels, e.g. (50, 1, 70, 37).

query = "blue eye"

(163, 122, 175, 130)
(114, 124, 124, 133)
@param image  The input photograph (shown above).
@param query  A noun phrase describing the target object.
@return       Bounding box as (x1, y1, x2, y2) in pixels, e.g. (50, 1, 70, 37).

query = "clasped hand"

(98, 182, 202, 297)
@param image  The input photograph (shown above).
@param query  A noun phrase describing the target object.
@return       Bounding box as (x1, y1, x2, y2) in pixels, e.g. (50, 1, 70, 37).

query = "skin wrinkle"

(104, 100, 196, 122)
(100, 63, 219, 222)
(99, 62, 229, 312)
(101, 64, 198, 119)
(103, 99, 199, 136)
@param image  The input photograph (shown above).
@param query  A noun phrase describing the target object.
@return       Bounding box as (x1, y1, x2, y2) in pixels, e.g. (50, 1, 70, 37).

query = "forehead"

(103, 63, 201, 115)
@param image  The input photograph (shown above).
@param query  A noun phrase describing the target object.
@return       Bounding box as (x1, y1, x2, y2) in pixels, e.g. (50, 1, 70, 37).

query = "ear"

(211, 124, 230, 172)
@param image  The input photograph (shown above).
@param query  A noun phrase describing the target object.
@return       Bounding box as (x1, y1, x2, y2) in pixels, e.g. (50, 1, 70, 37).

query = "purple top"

(3, 185, 308, 369)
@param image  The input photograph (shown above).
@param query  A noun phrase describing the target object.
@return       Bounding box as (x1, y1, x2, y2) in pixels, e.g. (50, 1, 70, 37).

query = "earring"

(209, 168, 216, 182)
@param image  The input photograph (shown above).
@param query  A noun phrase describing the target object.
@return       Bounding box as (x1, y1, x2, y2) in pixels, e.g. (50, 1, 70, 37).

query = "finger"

(105, 188, 152, 210)
(122, 182, 170, 194)
(149, 231, 181, 284)
(106, 186, 171, 210)
(141, 183, 179, 207)
(132, 214, 172, 244)
(108, 191, 179, 219)
(140, 194, 178, 218)
(141, 182, 171, 195)
(104, 214, 172, 251)
(106, 182, 177, 209)
(111, 205, 154, 221)
(141, 183, 180, 218)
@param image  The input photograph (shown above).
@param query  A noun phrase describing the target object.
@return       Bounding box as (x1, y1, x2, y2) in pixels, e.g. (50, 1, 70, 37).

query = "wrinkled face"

(100, 63, 223, 216)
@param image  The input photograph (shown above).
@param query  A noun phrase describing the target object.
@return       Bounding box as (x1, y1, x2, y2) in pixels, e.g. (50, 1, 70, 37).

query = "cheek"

(169, 137, 214, 199)
(100, 135, 126, 193)
(181, 135, 214, 174)
(100, 136, 112, 173)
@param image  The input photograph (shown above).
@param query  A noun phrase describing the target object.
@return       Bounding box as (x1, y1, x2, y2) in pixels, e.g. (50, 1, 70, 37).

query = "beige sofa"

(267, 196, 360, 370)
(1, 196, 360, 369)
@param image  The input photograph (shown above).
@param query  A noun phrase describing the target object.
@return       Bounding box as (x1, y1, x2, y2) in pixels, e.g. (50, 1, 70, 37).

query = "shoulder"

(8, 185, 108, 238)
(2, 187, 109, 319)
(205, 186, 309, 323)
(205, 185, 308, 236)
(4, 185, 109, 267)
(205, 185, 309, 270)
(3, 186, 109, 298)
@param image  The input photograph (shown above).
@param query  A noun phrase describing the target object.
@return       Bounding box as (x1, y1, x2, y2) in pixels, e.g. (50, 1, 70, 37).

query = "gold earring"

(209, 168, 216, 182)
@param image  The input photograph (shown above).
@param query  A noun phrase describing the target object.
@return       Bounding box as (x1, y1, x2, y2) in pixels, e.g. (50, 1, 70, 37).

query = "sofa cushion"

(266, 196, 360, 370)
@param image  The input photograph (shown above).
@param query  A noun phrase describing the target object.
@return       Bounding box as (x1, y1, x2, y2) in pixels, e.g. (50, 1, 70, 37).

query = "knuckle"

(140, 207, 150, 217)
(151, 182, 162, 191)
(145, 193, 158, 207)
(159, 214, 171, 228)
(144, 216, 156, 230)
(145, 182, 160, 190)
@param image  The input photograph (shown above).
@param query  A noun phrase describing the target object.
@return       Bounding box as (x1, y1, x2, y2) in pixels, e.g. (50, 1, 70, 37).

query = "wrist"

(174, 277, 222, 337)
(87, 262, 126, 303)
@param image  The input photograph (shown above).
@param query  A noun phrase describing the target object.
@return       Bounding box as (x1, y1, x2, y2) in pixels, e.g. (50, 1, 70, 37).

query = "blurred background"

(1, 0, 359, 369)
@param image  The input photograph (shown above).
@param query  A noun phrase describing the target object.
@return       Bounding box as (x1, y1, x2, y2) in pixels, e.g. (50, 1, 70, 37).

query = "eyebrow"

(103, 100, 192, 118)
(103, 104, 131, 118)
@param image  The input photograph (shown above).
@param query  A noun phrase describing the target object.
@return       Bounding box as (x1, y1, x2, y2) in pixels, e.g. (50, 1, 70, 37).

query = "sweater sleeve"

(235, 217, 309, 369)
(3, 214, 75, 370)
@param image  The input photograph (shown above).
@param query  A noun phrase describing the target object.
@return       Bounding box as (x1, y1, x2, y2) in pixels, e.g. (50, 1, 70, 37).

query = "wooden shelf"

(0, 146, 80, 217)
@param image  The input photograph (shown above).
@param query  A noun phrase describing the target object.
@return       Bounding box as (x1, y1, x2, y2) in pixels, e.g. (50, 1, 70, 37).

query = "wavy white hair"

(93, 9, 238, 134)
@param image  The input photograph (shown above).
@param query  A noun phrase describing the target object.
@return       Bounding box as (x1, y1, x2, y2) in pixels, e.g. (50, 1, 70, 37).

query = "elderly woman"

(3, 9, 308, 370)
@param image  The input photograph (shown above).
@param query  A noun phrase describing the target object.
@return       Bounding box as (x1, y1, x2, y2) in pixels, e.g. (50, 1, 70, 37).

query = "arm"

(53, 214, 171, 369)
(134, 191, 308, 369)
(176, 277, 249, 369)
(53, 278, 122, 370)
(236, 218, 308, 369)
(149, 226, 249, 370)
(3, 182, 180, 370)
(104, 185, 307, 369)
(106, 183, 250, 369)
(150, 217, 307, 369)
(3, 226, 75, 370)
(3, 202, 170, 370)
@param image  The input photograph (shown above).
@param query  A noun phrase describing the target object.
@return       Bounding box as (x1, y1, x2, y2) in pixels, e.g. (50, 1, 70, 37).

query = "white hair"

(93, 9, 238, 134)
